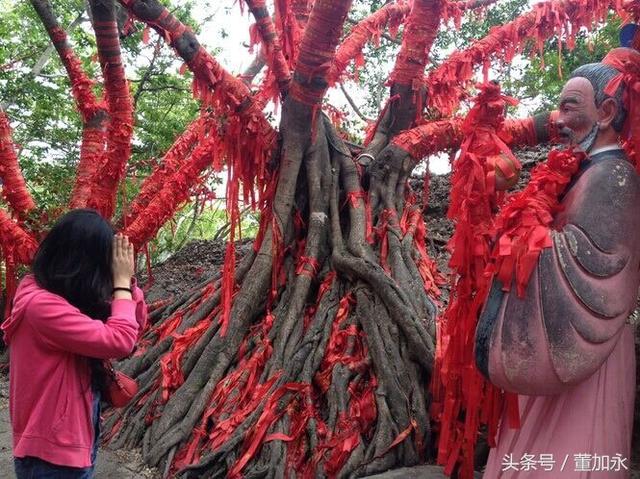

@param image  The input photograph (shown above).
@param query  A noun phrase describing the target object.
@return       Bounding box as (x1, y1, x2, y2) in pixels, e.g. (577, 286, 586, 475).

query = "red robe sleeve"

(476, 151, 640, 395)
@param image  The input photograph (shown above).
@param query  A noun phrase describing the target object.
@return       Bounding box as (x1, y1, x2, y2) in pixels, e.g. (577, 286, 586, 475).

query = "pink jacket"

(1, 275, 147, 468)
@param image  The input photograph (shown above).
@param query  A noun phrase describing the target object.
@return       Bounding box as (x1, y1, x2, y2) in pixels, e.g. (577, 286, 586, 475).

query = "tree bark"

(102, 1, 448, 476)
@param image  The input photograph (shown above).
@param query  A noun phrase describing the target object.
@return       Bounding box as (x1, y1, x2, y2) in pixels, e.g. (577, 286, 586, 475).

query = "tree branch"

(329, 4, 410, 85)
(29, 0, 110, 211)
(443, 0, 500, 24)
(133, 36, 163, 110)
(339, 83, 372, 123)
(289, 0, 354, 105)
(272, 0, 309, 73)
(0, 208, 38, 265)
(290, 0, 311, 25)
(346, 16, 402, 45)
(118, 0, 277, 217)
(389, 0, 444, 89)
(124, 123, 220, 247)
(118, 0, 275, 142)
(85, 0, 134, 219)
(31, 10, 85, 77)
(390, 111, 557, 161)
(0, 109, 36, 219)
(30, 0, 106, 124)
(456, 0, 500, 10)
(244, 0, 291, 95)
(120, 113, 208, 229)
(359, 0, 444, 161)
(240, 52, 266, 85)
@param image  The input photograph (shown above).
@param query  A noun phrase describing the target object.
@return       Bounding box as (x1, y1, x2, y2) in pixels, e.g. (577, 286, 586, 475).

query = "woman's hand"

(112, 233, 135, 289)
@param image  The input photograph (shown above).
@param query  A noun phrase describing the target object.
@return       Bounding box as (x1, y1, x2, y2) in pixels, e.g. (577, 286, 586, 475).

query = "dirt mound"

(141, 238, 253, 303)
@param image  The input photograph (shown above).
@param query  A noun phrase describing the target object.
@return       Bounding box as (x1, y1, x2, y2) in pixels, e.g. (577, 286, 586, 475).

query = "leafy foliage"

(146, 199, 260, 267)
(517, 12, 622, 111)
(0, 0, 201, 223)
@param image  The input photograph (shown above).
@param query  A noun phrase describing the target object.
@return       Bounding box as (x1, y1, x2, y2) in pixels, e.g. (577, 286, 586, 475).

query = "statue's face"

(557, 77, 599, 146)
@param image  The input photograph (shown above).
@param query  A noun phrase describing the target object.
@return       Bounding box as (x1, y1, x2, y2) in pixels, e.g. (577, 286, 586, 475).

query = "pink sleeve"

(27, 293, 139, 359)
(131, 278, 148, 333)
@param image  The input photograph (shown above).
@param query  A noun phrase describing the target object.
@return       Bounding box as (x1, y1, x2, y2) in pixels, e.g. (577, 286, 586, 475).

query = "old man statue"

(476, 47, 640, 477)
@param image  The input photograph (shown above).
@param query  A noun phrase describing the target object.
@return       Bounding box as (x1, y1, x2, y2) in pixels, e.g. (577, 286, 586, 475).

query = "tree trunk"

(102, 1, 442, 476)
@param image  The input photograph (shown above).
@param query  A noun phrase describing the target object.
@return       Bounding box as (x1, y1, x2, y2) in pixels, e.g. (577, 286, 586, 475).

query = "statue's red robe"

(477, 147, 640, 478)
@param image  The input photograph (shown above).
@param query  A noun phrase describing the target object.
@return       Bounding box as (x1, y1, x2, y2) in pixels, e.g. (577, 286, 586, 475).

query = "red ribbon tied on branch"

(602, 47, 640, 171)
(459, 82, 522, 197)
(491, 147, 585, 297)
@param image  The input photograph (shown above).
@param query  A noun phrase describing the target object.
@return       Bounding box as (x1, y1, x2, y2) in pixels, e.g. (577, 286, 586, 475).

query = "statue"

(476, 47, 640, 477)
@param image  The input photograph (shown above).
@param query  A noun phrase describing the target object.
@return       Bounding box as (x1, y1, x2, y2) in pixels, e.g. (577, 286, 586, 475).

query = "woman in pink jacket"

(2, 209, 148, 478)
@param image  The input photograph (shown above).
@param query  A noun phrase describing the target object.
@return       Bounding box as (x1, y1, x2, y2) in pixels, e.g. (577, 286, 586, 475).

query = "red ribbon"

(296, 255, 320, 278)
(602, 48, 640, 171)
(0, 111, 35, 217)
(432, 82, 523, 478)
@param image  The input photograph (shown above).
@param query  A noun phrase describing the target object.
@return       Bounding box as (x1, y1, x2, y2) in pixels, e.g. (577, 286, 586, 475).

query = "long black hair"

(32, 208, 115, 392)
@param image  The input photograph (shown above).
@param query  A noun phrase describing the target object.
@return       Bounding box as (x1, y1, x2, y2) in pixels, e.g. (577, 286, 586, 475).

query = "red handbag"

(104, 361, 138, 408)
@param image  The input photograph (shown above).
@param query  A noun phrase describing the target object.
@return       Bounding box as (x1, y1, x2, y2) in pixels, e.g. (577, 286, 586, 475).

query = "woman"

(2, 209, 148, 478)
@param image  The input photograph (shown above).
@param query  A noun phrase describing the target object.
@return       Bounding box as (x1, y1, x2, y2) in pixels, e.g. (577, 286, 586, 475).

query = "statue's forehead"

(560, 77, 596, 103)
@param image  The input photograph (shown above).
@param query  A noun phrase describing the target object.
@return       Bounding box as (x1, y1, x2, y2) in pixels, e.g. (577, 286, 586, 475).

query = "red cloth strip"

(329, 3, 410, 85)
(432, 83, 521, 478)
(295, 255, 320, 277)
(602, 47, 640, 170)
(392, 114, 552, 161)
(122, 114, 208, 227)
(124, 127, 224, 247)
(0, 208, 37, 265)
(84, 14, 133, 219)
(0, 111, 35, 217)
(289, 0, 353, 105)
(427, 0, 614, 115)
(243, 0, 291, 96)
(389, 0, 444, 88)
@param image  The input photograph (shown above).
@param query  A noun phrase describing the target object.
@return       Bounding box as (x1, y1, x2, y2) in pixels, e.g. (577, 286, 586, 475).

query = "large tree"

(0, 0, 633, 477)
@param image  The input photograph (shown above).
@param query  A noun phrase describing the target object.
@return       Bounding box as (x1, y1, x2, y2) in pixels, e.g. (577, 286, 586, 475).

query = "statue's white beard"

(576, 122, 600, 153)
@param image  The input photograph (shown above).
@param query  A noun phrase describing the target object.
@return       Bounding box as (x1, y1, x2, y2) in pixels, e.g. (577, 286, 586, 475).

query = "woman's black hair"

(32, 208, 115, 392)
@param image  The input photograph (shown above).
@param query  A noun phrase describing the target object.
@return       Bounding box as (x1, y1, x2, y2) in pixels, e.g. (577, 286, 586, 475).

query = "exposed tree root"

(103, 92, 441, 477)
